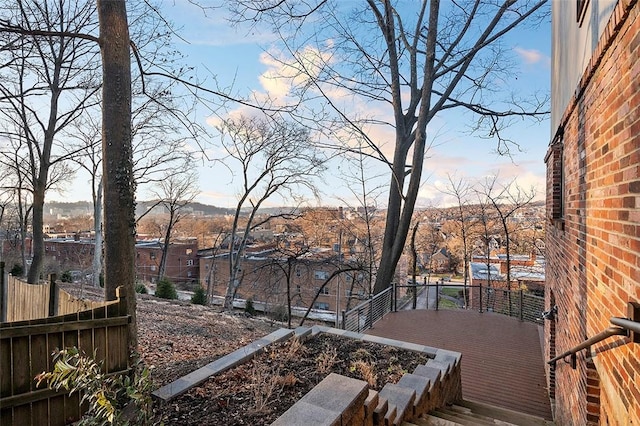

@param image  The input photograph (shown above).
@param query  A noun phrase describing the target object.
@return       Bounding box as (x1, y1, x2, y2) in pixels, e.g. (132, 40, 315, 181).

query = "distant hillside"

(45, 200, 236, 217)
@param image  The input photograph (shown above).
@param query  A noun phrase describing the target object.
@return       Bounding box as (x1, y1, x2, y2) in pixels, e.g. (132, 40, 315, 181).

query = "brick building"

(545, 1, 640, 424)
(199, 244, 371, 315)
(136, 239, 199, 285)
(41, 237, 199, 286)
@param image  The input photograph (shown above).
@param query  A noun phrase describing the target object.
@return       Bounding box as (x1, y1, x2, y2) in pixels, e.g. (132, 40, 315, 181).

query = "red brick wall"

(545, 1, 640, 424)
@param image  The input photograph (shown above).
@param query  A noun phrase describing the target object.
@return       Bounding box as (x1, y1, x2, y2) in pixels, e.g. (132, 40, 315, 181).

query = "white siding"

(551, 0, 616, 131)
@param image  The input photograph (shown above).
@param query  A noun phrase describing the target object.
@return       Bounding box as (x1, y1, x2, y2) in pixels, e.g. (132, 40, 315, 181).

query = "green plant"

(35, 347, 154, 425)
(10, 263, 24, 276)
(135, 282, 148, 294)
(60, 270, 73, 283)
(191, 286, 207, 305)
(244, 298, 256, 315)
(155, 277, 177, 300)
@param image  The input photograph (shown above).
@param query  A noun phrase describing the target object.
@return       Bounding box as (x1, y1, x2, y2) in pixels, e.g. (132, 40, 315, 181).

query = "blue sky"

(59, 1, 551, 209)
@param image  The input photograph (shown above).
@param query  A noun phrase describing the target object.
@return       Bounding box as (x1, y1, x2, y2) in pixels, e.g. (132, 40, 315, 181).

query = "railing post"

(519, 289, 524, 321)
(341, 310, 346, 330)
(424, 277, 428, 310)
(369, 296, 373, 325)
(48, 274, 58, 317)
(479, 282, 483, 313)
(392, 283, 396, 312)
(0, 261, 5, 322)
(357, 307, 361, 333)
(435, 280, 439, 311)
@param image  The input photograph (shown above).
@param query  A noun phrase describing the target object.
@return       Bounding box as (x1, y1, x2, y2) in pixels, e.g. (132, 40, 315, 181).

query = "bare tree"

(337, 140, 386, 298)
(441, 174, 477, 297)
(0, 0, 100, 283)
(217, 115, 326, 311)
(228, 0, 549, 294)
(148, 169, 199, 281)
(479, 175, 536, 291)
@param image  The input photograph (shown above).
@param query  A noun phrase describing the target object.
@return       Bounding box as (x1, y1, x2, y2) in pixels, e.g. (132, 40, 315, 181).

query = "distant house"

(422, 247, 451, 273)
(42, 236, 199, 286)
(545, 1, 640, 424)
(136, 239, 199, 285)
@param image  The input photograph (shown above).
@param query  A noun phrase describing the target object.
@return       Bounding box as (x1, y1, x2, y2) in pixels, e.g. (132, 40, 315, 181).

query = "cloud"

(514, 47, 547, 65)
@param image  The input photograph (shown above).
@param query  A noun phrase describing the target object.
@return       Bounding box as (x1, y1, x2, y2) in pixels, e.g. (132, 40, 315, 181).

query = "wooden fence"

(1, 273, 109, 322)
(0, 286, 131, 426)
(4, 275, 50, 322)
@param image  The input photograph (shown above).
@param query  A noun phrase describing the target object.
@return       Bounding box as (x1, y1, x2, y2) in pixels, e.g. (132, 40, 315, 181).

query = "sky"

(55, 0, 552, 210)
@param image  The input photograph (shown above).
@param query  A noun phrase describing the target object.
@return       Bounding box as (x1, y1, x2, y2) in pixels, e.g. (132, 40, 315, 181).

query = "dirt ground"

(60, 285, 428, 425)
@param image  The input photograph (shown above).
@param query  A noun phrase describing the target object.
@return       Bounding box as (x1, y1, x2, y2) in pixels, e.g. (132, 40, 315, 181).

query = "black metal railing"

(341, 286, 393, 332)
(394, 283, 545, 324)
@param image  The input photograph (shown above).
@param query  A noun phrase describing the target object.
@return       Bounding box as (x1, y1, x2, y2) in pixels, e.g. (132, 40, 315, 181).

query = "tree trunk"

(158, 210, 173, 281)
(27, 186, 45, 283)
(92, 179, 103, 288)
(98, 0, 137, 350)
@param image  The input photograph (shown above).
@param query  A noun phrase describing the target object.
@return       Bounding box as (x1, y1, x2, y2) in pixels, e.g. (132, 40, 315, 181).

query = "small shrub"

(316, 347, 338, 374)
(155, 277, 177, 300)
(245, 298, 257, 315)
(35, 347, 154, 425)
(250, 361, 281, 412)
(10, 263, 24, 276)
(135, 282, 148, 294)
(271, 305, 288, 322)
(191, 286, 207, 305)
(60, 270, 73, 283)
(350, 360, 378, 387)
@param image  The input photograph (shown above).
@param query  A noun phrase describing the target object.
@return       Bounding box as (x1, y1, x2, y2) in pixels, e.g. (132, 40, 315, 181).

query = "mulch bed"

(151, 333, 430, 425)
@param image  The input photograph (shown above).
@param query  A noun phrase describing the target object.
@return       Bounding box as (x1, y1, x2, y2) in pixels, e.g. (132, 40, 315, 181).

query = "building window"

(577, 0, 589, 25)
(314, 270, 329, 280)
(296, 285, 301, 293)
(150, 252, 156, 260)
(296, 268, 301, 277)
(546, 132, 564, 227)
(150, 265, 156, 272)
(317, 286, 329, 295)
(186, 259, 194, 266)
(186, 248, 192, 255)
(314, 302, 330, 310)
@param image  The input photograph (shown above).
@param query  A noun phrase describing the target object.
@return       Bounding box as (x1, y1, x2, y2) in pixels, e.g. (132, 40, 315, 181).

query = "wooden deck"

(366, 309, 553, 420)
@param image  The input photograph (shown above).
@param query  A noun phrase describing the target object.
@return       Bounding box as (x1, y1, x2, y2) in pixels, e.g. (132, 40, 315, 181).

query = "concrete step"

(456, 400, 554, 425)
(402, 399, 554, 426)
(404, 414, 462, 425)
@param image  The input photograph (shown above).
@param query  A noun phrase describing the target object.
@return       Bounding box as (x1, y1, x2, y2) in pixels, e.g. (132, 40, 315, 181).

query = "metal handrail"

(610, 317, 640, 334)
(548, 316, 637, 368)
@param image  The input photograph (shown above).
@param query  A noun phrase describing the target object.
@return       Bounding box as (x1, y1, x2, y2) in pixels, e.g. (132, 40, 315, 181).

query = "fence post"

(519, 289, 524, 322)
(48, 274, 58, 317)
(116, 286, 128, 317)
(435, 280, 439, 311)
(479, 282, 483, 313)
(425, 277, 429, 310)
(0, 261, 5, 322)
(341, 310, 346, 330)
